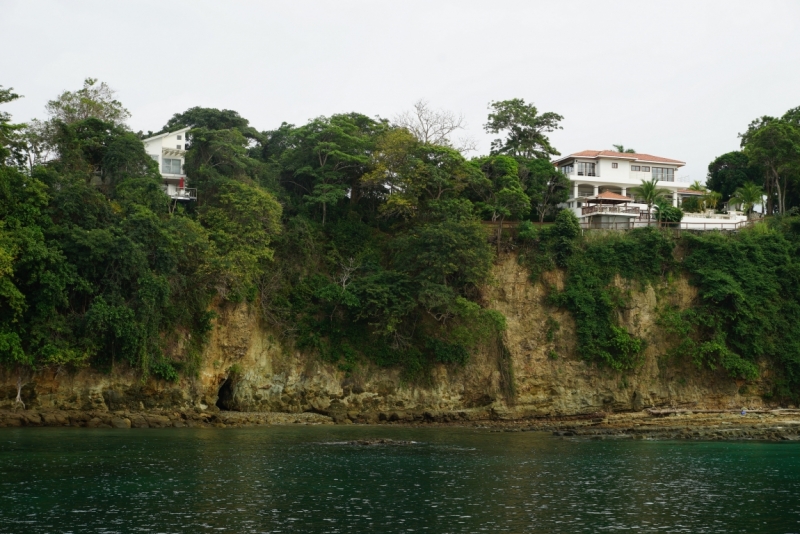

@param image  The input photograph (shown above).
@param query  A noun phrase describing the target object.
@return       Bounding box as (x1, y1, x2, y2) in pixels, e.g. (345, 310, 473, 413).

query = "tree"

(521, 158, 570, 223)
(743, 120, 800, 214)
(280, 113, 385, 224)
(729, 182, 763, 216)
(45, 78, 131, 127)
(363, 130, 481, 220)
(631, 177, 670, 223)
(472, 155, 530, 250)
(0, 86, 23, 165)
(654, 198, 683, 226)
(394, 100, 476, 153)
(156, 107, 261, 141)
(707, 151, 760, 202)
(688, 180, 706, 191)
(612, 145, 636, 153)
(704, 190, 722, 211)
(484, 99, 563, 159)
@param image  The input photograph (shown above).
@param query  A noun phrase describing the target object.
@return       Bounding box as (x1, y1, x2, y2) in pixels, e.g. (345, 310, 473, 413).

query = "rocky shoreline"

(2, 407, 800, 442)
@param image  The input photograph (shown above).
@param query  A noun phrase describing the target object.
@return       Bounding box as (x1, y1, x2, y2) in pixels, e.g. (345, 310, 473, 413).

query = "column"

(593, 185, 599, 197)
(573, 183, 579, 199)
(621, 187, 627, 197)
(672, 191, 678, 207)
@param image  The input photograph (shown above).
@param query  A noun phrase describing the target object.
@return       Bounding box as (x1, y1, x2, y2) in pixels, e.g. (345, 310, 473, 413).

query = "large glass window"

(652, 167, 675, 181)
(162, 158, 182, 174)
(577, 162, 596, 176)
(561, 164, 574, 175)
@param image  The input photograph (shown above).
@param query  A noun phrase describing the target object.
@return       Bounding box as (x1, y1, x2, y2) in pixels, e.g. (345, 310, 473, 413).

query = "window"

(177, 135, 182, 140)
(177, 144, 183, 150)
(641, 166, 650, 172)
(162, 158, 182, 174)
(577, 162, 596, 176)
(561, 164, 574, 175)
(148, 154, 158, 162)
(652, 167, 675, 181)
(611, 162, 618, 169)
(631, 165, 641, 171)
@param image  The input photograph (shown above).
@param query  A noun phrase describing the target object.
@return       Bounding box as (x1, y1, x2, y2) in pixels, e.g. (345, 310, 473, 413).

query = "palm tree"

(688, 180, 707, 192)
(703, 190, 722, 211)
(730, 182, 763, 216)
(653, 197, 670, 226)
(612, 144, 636, 153)
(631, 177, 670, 224)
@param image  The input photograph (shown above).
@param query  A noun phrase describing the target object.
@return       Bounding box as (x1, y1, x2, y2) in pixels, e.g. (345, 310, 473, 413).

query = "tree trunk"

(775, 172, 784, 215)
(322, 202, 327, 226)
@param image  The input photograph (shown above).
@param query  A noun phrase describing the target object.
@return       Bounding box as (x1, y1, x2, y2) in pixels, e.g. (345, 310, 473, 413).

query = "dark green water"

(0, 426, 798, 533)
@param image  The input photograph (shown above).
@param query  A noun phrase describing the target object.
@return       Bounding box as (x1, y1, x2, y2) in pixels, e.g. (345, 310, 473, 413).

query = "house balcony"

(161, 184, 197, 201)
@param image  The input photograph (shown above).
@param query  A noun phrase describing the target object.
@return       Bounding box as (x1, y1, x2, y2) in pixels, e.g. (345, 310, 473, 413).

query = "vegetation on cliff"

(520, 213, 800, 399)
(2, 82, 572, 385)
(4, 79, 800, 401)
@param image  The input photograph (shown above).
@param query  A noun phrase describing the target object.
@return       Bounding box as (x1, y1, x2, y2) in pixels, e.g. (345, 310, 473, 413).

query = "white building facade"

(555, 150, 685, 210)
(553, 150, 748, 229)
(142, 127, 196, 201)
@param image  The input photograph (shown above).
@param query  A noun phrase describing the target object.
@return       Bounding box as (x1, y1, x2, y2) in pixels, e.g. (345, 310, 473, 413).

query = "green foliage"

(707, 151, 760, 202)
(729, 182, 764, 214)
(681, 196, 703, 213)
(484, 98, 563, 159)
(522, 157, 570, 223)
(655, 204, 683, 225)
(524, 225, 673, 370)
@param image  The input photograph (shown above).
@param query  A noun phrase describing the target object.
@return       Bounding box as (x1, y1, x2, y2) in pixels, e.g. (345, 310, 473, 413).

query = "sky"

(3, 0, 800, 182)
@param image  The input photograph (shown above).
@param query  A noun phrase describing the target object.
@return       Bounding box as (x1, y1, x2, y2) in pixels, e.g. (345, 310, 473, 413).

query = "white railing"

(161, 184, 197, 201)
(582, 205, 640, 216)
(171, 187, 197, 200)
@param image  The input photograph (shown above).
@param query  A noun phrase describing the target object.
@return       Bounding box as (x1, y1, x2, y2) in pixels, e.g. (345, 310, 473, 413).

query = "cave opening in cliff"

(216, 378, 234, 410)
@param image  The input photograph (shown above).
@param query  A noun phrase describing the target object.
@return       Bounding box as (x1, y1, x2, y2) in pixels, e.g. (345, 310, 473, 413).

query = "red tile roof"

(558, 150, 685, 166)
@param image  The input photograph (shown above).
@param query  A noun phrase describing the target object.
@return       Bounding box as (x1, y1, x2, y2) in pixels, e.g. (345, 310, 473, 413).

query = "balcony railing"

(562, 170, 600, 178)
(161, 185, 197, 201)
(581, 205, 640, 216)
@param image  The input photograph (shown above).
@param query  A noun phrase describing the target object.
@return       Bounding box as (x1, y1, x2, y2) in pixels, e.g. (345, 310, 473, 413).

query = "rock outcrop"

(0, 254, 776, 421)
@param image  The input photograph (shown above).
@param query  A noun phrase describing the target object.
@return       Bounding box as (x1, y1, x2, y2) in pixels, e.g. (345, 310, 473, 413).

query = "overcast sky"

(3, 0, 800, 182)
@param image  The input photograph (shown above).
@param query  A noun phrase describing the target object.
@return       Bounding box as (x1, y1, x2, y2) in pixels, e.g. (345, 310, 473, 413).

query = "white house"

(553, 150, 747, 230)
(142, 127, 196, 201)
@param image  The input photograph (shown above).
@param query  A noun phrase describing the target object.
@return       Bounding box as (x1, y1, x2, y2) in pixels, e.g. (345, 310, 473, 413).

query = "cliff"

(0, 253, 772, 422)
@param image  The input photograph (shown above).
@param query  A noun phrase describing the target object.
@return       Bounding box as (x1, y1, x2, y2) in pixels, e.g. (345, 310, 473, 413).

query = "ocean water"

(0, 425, 798, 533)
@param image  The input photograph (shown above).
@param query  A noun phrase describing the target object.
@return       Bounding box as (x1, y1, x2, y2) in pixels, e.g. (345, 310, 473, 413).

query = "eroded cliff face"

(0, 254, 771, 420)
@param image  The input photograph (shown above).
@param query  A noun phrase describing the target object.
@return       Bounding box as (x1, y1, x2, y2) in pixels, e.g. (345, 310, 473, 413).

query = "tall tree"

(484, 99, 563, 159)
(612, 144, 636, 153)
(0, 86, 23, 165)
(45, 78, 131, 127)
(706, 151, 760, 202)
(472, 155, 530, 250)
(157, 107, 261, 141)
(394, 100, 476, 153)
(280, 113, 385, 224)
(743, 120, 800, 214)
(521, 158, 570, 224)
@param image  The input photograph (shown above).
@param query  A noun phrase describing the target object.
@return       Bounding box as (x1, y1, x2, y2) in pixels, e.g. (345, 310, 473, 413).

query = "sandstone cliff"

(0, 254, 772, 421)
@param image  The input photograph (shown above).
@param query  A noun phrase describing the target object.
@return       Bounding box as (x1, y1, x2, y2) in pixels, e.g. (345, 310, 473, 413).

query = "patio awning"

(585, 191, 634, 204)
